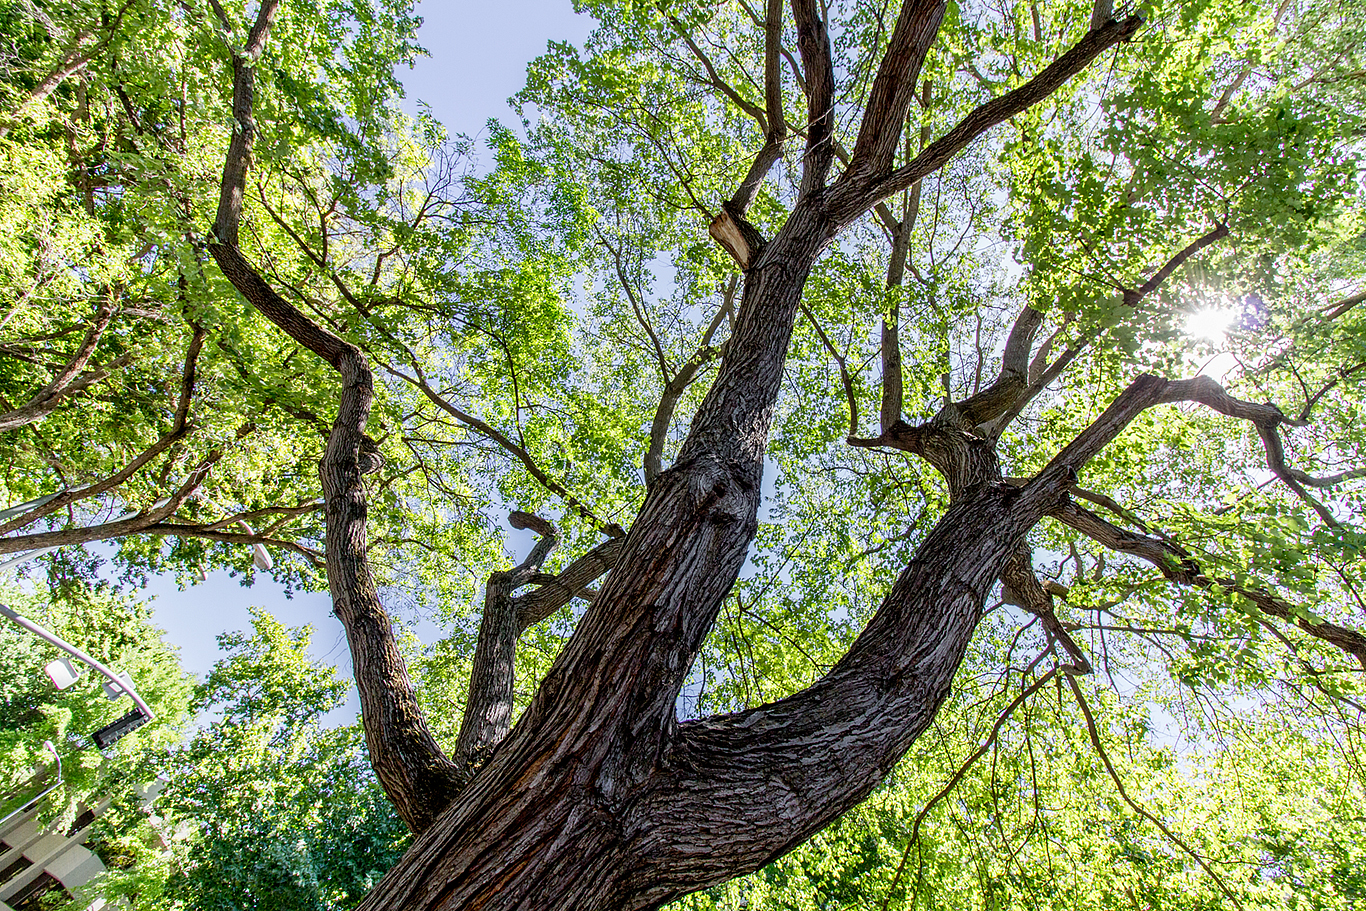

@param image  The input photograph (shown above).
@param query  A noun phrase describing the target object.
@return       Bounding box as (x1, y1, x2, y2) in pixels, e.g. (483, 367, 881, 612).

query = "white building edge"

(1, 765, 165, 910)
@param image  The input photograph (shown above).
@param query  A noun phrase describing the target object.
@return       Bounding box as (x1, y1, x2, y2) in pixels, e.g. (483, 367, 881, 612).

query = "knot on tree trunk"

(708, 202, 768, 270)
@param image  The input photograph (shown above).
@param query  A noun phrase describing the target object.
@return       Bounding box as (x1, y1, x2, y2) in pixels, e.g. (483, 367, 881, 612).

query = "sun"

(1185, 306, 1236, 343)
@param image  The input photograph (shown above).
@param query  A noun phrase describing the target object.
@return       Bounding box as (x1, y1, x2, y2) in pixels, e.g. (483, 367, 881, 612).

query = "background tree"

(122, 611, 410, 911)
(3, 1, 1364, 910)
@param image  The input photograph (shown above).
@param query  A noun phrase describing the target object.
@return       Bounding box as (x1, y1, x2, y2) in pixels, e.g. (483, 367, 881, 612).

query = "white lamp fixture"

(43, 657, 82, 690)
(102, 671, 135, 701)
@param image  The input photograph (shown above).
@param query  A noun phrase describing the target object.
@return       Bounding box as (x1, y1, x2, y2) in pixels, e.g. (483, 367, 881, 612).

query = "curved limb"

(1051, 500, 1366, 668)
(208, 0, 461, 833)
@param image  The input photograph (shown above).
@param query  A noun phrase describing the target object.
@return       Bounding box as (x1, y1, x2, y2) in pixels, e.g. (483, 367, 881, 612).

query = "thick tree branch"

(985, 339, 1085, 438)
(762, 0, 785, 138)
(216, 231, 460, 839)
(452, 513, 561, 773)
(832, 139, 900, 235)
(454, 517, 624, 777)
(515, 537, 626, 628)
(212, 0, 282, 250)
(849, 420, 1003, 500)
(844, 1, 946, 180)
(1000, 546, 1091, 674)
(207, 0, 459, 834)
(625, 479, 1044, 902)
(1323, 287, 1365, 321)
(1036, 374, 1348, 527)
(708, 202, 770, 269)
(956, 306, 1044, 430)
(718, 0, 788, 218)
(879, 219, 910, 434)
(791, 0, 835, 196)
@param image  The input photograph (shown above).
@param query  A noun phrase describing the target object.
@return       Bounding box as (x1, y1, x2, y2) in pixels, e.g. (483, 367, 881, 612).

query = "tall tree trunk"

(358, 480, 1036, 911)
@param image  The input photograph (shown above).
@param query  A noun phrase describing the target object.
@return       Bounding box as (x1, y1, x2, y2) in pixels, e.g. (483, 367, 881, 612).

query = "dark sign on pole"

(92, 709, 150, 749)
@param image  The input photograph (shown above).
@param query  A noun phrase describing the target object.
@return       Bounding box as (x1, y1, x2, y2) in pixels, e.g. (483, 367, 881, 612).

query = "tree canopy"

(1, 0, 1364, 909)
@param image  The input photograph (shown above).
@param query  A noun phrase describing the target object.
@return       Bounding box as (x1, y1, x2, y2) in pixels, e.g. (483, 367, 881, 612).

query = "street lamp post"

(0, 602, 155, 746)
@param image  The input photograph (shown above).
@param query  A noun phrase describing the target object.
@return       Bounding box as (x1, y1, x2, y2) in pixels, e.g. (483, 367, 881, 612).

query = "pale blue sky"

(402, 1, 594, 135)
(142, 2, 598, 714)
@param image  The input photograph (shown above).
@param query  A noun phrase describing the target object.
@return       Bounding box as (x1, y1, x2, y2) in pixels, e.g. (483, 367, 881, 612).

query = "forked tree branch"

(955, 306, 1045, 430)
(454, 515, 624, 774)
(844, 0, 946, 180)
(701, 1, 791, 265)
(453, 513, 562, 772)
(0, 450, 224, 555)
(814, 366, 1360, 885)
(630, 476, 1050, 896)
(828, 14, 1143, 228)
(644, 279, 733, 483)
(963, 214, 1226, 439)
